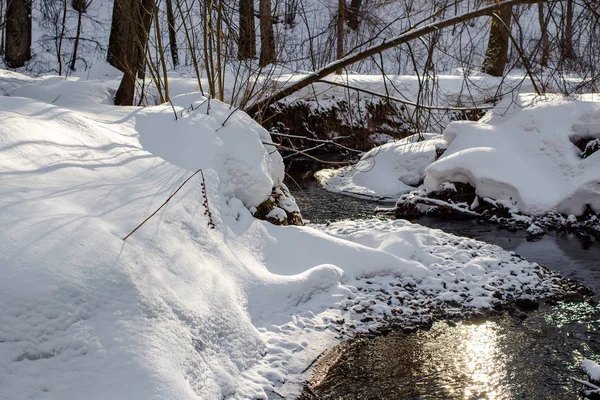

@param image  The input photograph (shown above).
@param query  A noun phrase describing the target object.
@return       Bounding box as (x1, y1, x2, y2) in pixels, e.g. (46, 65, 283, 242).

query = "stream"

(287, 174, 600, 400)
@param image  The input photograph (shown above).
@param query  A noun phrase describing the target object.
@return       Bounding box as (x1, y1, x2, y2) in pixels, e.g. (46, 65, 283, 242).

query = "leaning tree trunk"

(114, 0, 155, 106)
(165, 0, 179, 67)
(259, 0, 275, 66)
(4, 0, 32, 68)
(238, 0, 256, 60)
(482, 1, 512, 77)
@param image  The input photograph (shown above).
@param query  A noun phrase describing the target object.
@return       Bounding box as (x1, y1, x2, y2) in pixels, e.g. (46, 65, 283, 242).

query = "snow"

(315, 133, 445, 201)
(0, 71, 575, 399)
(425, 93, 600, 216)
(583, 359, 600, 383)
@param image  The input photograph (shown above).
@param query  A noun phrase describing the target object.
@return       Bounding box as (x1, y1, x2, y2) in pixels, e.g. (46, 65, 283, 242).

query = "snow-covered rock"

(316, 133, 445, 200)
(584, 359, 600, 383)
(424, 93, 600, 216)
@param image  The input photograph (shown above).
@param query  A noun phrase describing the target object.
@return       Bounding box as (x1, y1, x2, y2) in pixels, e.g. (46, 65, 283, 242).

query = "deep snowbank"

(425, 93, 600, 216)
(0, 73, 576, 399)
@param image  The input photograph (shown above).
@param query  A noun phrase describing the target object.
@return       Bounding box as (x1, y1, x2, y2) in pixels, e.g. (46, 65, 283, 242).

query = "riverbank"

(288, 176, 600, 400)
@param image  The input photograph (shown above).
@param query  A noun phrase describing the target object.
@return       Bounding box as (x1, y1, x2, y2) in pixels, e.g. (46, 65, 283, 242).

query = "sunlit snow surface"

(0, 71, 570, 399)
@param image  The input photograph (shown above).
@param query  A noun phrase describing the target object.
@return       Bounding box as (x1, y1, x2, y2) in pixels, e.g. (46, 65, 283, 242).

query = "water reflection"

(309, 306, 600, 399)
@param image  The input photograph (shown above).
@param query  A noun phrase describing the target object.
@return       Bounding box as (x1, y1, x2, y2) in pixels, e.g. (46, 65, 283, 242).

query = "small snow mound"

(583, 359, 600, 383)
(316, 133, 444, 200)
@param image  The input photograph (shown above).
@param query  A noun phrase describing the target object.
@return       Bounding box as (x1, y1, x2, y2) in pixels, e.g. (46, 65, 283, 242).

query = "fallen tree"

(245, 0, 544, 119)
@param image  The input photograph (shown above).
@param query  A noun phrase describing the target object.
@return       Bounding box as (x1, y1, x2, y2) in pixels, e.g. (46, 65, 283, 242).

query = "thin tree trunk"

(174, 0, 204, 94)
(70, 6, 84, 71)
(246, 0, 544, 117)
(4, 0, 32, 68)
(336, 0, 344, 74)
(259, 0, 275, 66)
(153, 0, 169, 101)
(238, 0, 256, 59)
(1, 0, 5, 56)
(202, 0, 215, 97)
(346, 0, 362, 31)
(58, 0, 68, 75)
(165, 0, 179, 67)
(562, 0, 575, 59)
(482, 1, 512, 77)
(538, 2, 549, 67)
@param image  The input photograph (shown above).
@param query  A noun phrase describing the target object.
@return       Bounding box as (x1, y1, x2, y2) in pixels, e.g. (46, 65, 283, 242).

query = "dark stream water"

(287, 176, 600, 400)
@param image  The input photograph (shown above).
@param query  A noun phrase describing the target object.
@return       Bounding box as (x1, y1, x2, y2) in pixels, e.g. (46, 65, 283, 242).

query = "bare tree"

(238, 0, 256, 59)
(259, 0, 275, 66)
(107, 0, 132, 71)
(114, 0, 155, 105)
(336, 0, 344, 74)
(561, 0, 575, 60)
(165, 0, 179, 67)
(537, 2, 549, 67)
(70, 0, 92, 71)
(4, 0, 32, 68)
(482, 0, 512, 76)
(0, 0, 5, 56)
(346, 0, 362, 31)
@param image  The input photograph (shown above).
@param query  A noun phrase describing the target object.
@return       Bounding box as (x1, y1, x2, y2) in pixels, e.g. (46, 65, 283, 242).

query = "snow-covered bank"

(424, 93, 600, 216)
(318, 92, 600, 236)
(0, 73, 586, 399)
(315, 133, 444, 201)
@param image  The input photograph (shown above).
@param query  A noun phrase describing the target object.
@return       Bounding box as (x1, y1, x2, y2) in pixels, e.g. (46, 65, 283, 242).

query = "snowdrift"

(316, 133, 444, 200)
(0, 73, 572, 399)
(425, 93, 600, 216)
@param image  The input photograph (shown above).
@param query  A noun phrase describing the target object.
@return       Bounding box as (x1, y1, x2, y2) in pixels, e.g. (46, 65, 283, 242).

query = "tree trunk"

(114, 0, 155, 106)
(336, 0, 344, 74)
(284, 0, 296, 26)
(70, 6, 84, 71)
(0, 0, 5, 56)
(238, 0, 256, 59)
(71, 0, 88, 13)
(346, 0, 362, 31)
(562, 0, 575, 60)
(538, 3, 549, 67)
(482, 1, 512, 77)
(259, 0, 275, 66)
(107, 0, 131, 71)
(165, 0, 179, 67)
(4, 0, 32, 68)
(57, 0, 68, 75)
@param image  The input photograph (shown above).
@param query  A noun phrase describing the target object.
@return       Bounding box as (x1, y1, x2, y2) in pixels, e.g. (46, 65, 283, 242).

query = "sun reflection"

(422, 321, 512, 400)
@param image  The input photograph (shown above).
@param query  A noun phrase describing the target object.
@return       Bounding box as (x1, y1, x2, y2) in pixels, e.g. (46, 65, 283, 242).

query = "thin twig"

(262, 141, 355, 165)
(317, 79, 493, 111)
(169, 99, 178, 121)
(123, 168, 205, 241)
